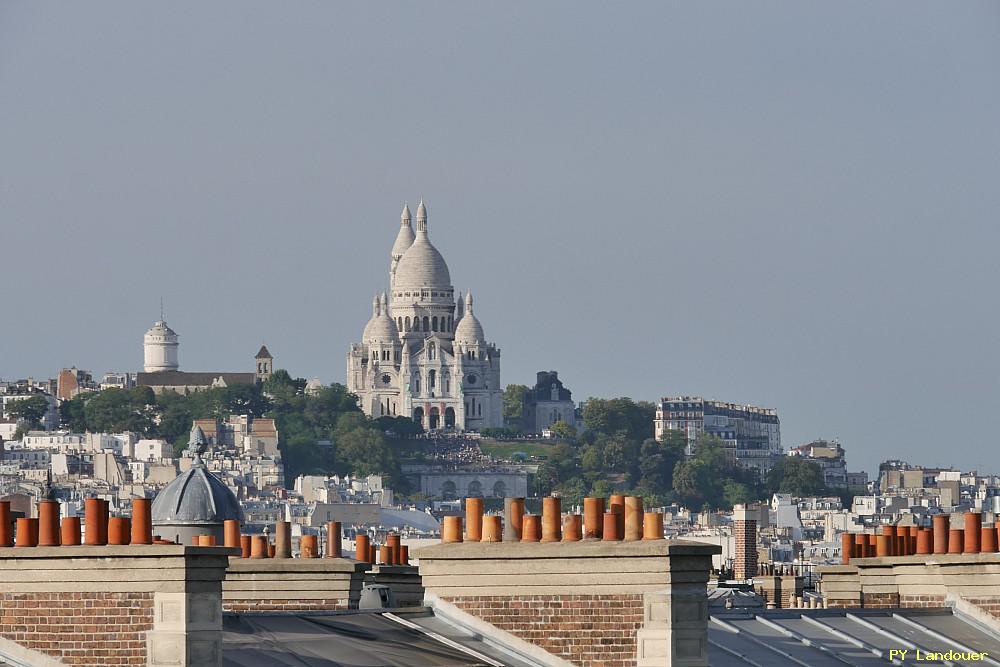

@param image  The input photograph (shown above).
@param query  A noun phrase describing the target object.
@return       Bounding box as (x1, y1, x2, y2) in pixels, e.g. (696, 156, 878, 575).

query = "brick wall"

(862, 592, 900, 608)
(900, 594, 946, 608)
(445, 594, 644, 667)
(961, 596, 1000, 619)
(224, 598, 351, 613)
(0, 592, 153, 666)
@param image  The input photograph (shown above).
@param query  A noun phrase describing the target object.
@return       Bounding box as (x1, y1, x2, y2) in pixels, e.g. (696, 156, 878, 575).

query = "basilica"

(347, 201, 502, 431)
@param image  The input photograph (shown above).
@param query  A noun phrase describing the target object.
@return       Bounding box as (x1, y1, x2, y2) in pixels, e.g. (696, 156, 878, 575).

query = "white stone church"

(347, 201, 502, 431)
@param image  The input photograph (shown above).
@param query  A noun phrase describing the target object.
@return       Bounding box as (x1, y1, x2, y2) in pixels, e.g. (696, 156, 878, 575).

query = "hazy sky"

(2, 2, 998, 474)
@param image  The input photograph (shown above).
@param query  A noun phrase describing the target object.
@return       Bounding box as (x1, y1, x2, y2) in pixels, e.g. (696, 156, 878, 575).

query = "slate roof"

(255, 345, 272, 359)
(137, 371, 256, 387)
(222, 608, 542, 667)
(709, 607, 1000, 666)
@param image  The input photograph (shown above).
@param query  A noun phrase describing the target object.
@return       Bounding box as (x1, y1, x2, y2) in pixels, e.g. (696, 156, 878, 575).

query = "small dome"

(363, 313, 400, 344)
(394, 236, 451, 289)
(455, 313, 485, 345)
(145, 320, 177, 339)
(362, 294, 400, 344)
(151, 461, 242, 526)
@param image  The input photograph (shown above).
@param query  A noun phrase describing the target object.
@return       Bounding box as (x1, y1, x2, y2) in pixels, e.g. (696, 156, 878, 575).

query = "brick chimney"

(733, 504, 759, 581)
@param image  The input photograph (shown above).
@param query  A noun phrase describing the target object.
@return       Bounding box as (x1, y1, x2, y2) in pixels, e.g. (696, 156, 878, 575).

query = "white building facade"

(347, 202, 502, 431)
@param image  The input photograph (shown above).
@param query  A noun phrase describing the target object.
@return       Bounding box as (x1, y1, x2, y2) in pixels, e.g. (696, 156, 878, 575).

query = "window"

(432, 316, 438, 331)
(422, 316, 429, 331)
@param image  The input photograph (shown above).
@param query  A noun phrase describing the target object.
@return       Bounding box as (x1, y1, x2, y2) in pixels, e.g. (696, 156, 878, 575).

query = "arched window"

(429, 369, 436, 388)
(404, 316, 410, 331)
(441, 480, 456, 501)
(493, 481, 506, 498)
(432, 316, 438, 332)
(422, 316, 429, 332)
(467, 480, 483, 497)
(397, 317, 402, 330)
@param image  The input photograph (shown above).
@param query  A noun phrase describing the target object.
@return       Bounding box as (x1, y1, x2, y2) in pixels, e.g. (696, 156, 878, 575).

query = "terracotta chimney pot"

(503, 498, 524, 541)
(108, 517, 131, 545)
(521, 515, 541, 542)
(841, 533, 853, 564)
(379, 545, 392, 564)
(400, 545, 409, 565)
(932, 515, 949, 554)
(61, 516, 81, 546)
(267, 542, 276, 558)
(465, 498, 484, 542)
(948, 529, 963, 554)
(386, 533, 401, 564)
(916, 529, 932, 555)
(98, 499, 109, 545)
(442, 516, 464, 543)
(964, 513, 981, 554)
(37, 500, 60, 547)
(15, 518, 38, 547)
(875, 535, 891, 557)
(481, 515, 502, 543)
(624, 496, 644, 541)
(853, 533, 866, 559)
(250, 535, 267, 559)
(223, 520, 241, 549)
(197, 534, 216, 547)
(326, 521, 342, 558)
(609, 495, 625, 537)
(275, 521, 292, 558)
(301, 534, 319, 558)
(541, 497, 562, 542)
(583, 497, 605, 539)
(562, 514, 582, 542)
(602, 512, 622, 541)
(240, 535, 251, 558)
(355, 533, 372, 560)
(980, 526, 997, 553)
(131, 498, 153, 545)
(642, 512, 663, 541)
(0, 501, 11, 547)
(881, 526, 896, 557)
(84, 498, 103, 546)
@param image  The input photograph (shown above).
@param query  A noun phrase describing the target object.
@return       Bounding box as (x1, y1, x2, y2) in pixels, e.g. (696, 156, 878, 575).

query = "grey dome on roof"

(151, 426, 241, 526)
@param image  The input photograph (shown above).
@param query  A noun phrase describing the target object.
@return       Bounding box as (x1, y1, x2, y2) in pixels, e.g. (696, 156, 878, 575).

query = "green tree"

(374, 415, 423, 437)
(548, 420, 577, 440)
(59, 395, 89, 432)
(83, 387, 156, 435)
(767, 457, 826, 497)
(6, 395, 50, 429)
(502, 384, 528, 421)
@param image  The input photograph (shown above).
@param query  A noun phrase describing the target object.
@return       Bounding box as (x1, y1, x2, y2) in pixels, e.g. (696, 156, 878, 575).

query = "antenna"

(160, 296, 164, 322)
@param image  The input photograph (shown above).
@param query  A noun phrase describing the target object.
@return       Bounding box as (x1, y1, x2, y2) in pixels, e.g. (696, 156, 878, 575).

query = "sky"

(1, 2, 998, 475)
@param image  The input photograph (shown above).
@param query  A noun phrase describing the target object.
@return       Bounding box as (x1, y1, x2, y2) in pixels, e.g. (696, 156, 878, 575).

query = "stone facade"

(418, 469, 529, 500)
(521, 371, 577, 434)
(415, 539, 719, 667)
(347, 202, 502, 432)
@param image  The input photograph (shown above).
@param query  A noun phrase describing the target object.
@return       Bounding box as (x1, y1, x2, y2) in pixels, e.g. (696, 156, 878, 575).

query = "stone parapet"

(820, 553, 1000, 614)
(415, 539, 719, 667)
(223, 556, 369, 612)
(0, 545, 234, 667)
(817, 564, 861, 608)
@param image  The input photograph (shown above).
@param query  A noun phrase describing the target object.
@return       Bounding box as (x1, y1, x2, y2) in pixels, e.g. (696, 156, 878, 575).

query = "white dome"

(362, 294, 399, 344)
(363, 313, 399, 344)
(145, 320, 177, 339)
(455, 313, 485, 345)
(394, 235, 452, 290)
